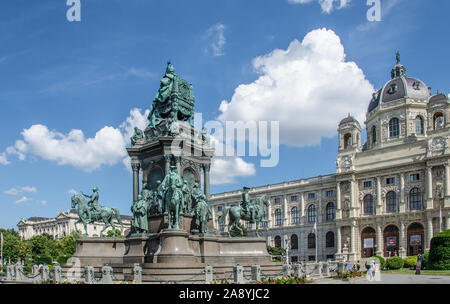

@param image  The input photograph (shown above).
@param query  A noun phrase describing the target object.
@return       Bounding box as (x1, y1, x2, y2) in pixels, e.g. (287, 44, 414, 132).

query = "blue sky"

(0, 0, 449, 228)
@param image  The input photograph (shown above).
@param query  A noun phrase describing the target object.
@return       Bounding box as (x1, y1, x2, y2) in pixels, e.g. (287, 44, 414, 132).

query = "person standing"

(416, 252, 422, 275)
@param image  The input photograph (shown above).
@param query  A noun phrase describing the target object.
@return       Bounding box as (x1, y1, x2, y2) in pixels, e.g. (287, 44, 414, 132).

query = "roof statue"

(396, 50, 401, 65)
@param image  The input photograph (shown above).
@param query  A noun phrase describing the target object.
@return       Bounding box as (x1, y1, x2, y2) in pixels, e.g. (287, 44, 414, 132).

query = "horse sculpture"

(71, 194, 123, 237)
(165, 184, 184, 230)
(218, 194, 270, 237)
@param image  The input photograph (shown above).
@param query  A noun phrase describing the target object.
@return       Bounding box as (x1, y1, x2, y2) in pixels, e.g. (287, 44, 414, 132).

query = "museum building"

(17, 209, 132, 240)
(210, 57, 450, 262)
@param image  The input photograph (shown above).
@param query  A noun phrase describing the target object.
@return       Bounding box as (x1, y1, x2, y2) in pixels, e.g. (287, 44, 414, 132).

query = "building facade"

(210, 57, 450, 262)
(17, 209, 132, 240)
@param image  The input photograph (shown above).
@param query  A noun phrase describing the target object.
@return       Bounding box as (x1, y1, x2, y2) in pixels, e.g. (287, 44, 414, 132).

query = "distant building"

(17, 209, 132, 240)
(210, 54, 450, 262)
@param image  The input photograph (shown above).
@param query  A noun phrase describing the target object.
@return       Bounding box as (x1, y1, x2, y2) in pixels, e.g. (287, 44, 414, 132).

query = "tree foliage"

(428, 229, 450, 270)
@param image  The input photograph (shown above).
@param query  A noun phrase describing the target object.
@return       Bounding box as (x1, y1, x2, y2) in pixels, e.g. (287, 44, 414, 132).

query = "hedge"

(386, 256, 404, 269)
(428, 230, 450, 270)
(403, 256, 417, 268)
(35, 255, 52, 265)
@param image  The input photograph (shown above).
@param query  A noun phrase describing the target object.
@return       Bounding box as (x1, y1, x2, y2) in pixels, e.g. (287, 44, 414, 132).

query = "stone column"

(376, 224, 383, 257)
(446, 216, 450, 230)
(426, 216, 433, 251)
(174, 156, 181, 176)
(445, 164, 450, 207)
(350, 178, 356, 218)
(300, 192, 305, 224)
(376, 177, 382, 215)
(426, 166, 433, 209)
(131, 161, 140, 203)
(336, 226, 342, 257)
(283, 194, 289, 226)
(399, 173, 406, 213)
(336, 182, 341, 220)
(267, 200, 272, 228)
(350, 222, 357, 261)
(203, 163, 211, 200)
(399, 222, 406, 258)
(164, 154, 171, 174)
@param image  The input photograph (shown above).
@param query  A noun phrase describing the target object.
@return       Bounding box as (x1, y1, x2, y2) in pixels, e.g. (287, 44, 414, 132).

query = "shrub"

(428, 230, 450, 270)
(422, 251, 429, 269)
(35, 254, 52, 265)
(57, 254, 72, 265)
(403, 256, 417, 268)
(366, 256, 386, 268)
(386, 256, 404, 269)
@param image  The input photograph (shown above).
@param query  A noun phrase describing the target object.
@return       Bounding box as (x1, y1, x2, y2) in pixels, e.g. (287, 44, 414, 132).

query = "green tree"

(428, 230, 450, 270)
(105, 229, 123, 238)
(0, 229, 23, 263)
(56, 231, 81, 256)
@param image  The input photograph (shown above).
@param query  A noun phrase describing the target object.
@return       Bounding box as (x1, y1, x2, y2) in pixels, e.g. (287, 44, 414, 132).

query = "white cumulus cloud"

(210, 157, 256, 185)
(4, 186, 37, 196)
(4, 107, 152, 172)
(218, 28, 374, 147)
(288, 0, 351, 14)
(0, 152, 9, 165)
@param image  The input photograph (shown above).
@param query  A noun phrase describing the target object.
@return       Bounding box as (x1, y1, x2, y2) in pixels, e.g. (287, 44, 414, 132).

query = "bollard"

(205, 264, 213, 283)
(233, 264, 244, 284)
(84, 265, 95, 284)
(282, 264, 291, 277)
(338, 261, 345, 274)
(322, 262, 330, 277)
(313, 262, 322, 277)
(15, 263, 25, 281)
(101, 264, 114, 284)
(31, 264, 39, 276)
(41, 265, 50, 281)
(6, 264, 15, 281)
(294, 263, 304, 277)
(251, 264, 261, 282)
(133, 264, 142, 284)
(52, 265, 62, 283)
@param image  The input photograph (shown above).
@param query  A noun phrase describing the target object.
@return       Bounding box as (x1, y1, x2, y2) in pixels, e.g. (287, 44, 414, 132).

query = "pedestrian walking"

(416, 252, 422, 275)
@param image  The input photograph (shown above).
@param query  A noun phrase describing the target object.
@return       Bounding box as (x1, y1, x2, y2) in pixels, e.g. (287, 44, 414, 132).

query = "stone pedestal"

(157, 230, 196, 264)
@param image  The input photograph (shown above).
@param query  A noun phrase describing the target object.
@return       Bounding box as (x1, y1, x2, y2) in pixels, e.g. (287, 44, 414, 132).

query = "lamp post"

(285, 238, 290, 265)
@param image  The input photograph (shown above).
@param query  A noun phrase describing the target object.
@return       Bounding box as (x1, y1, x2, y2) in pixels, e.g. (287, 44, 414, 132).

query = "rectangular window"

(217, 206, 223, 211)
(363, 181, 372, 188)
(274, 198, 281, 204)
(326, 190, 334, 197)
(308, 193, 316, 199)
(410, 174, 420, 182)
(290, 195, 298, 202)
(386, 177, 396, 185)
(308, 256, 316, 261)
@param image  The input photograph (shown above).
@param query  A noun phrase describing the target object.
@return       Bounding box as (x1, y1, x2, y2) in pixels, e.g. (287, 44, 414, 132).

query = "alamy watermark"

(168, 113, 280, 168)
(66, 0, 81, 22)
(367, 0, 381, 22)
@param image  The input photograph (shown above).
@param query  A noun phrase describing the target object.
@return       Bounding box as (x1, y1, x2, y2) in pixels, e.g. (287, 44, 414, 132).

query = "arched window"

(275, 209, 282, 226)
(409, 188, 422, 210)
(261, 210, 268, 228)
(344, 133, 352, 149)
(274, 235, 281, 248)
(372, 126, 377, 144)
(326, 202, 335, 221)
(307, 205, 316, 223)
(291, 207, 299, 224)
(219, 217, 225, 232)
(291, 234, 298, 249)
(308, 233, 316, 249)
(415, 116, 424, 135)
(389, 118, 400, 137)
(386, 191, 397, 213)
(434, 112, 445, 130)
(326, 231, 335, 248)
(363, 194, 374, 215)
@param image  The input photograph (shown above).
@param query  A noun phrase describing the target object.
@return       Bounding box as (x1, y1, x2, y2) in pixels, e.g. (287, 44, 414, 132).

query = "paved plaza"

(314, 274, 450, 284)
